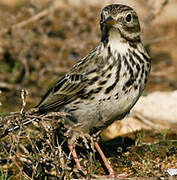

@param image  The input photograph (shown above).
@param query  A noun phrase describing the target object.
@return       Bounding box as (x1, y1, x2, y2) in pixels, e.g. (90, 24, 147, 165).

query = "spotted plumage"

(3, 4, 151, 176)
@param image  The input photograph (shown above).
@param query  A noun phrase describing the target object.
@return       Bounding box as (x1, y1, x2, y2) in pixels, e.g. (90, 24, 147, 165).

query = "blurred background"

(0, 0, 177, 178)
(0, 0, 177, 115)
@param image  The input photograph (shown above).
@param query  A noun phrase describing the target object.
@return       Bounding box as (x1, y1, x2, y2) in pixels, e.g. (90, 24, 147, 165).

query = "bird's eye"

(125, 13, 132, 22)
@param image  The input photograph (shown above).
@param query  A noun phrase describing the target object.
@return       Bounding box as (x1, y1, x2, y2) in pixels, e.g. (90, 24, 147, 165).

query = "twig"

(20, 89, 29, 114)
(0, 81, 22, 90)
(144, 0, 169, 24)
(0, 0, 59, 36)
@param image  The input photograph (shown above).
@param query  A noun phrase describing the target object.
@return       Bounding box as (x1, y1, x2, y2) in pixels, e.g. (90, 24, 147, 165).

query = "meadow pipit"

(2, 4, 151, 177)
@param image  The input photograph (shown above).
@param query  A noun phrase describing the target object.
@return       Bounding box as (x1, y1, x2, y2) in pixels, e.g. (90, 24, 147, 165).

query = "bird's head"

(100, 4, 141, 43)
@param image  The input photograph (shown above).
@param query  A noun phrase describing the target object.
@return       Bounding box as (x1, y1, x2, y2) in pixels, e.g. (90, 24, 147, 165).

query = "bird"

(1, 4, 151, 177)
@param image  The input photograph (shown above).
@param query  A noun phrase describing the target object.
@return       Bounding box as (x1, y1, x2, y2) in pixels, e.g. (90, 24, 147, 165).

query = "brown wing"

(37, 74, 87, 112)
(36, 45, 102, 113)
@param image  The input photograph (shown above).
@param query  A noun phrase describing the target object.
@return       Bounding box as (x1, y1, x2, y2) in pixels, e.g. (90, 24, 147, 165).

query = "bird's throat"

(108, 28, 130, 57)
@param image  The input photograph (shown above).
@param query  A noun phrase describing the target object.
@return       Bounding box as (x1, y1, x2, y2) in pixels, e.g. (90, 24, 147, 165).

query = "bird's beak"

(104, 16, 117, 26)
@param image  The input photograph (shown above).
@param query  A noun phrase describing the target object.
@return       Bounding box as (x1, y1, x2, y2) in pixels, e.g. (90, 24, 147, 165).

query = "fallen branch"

(0, 81, 22, 91)
(0, 0, 60, 36)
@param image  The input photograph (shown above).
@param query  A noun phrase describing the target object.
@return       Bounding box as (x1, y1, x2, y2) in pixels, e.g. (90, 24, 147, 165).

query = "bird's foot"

(68, 142, 88, 177)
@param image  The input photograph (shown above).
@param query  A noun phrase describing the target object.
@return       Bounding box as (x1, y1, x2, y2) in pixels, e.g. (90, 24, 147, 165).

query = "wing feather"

(36, 45, 101, 113)
(37, 74, 87, 112)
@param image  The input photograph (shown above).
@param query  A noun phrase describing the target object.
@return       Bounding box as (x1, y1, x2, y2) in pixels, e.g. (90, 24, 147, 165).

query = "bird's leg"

(68, 143, 82, 171)
(94, 141, 116, 177)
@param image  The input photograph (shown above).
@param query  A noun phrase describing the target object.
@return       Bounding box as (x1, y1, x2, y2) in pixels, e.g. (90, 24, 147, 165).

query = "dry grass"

(1, 111, 177, 179)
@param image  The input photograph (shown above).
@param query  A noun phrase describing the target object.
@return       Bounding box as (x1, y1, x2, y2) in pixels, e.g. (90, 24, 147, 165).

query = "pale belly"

(65, 85, 142, 134)
(100, 87, 140, 123)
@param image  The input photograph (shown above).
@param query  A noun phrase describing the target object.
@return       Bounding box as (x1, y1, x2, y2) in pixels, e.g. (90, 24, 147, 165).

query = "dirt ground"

(0, 0, 177, 179)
